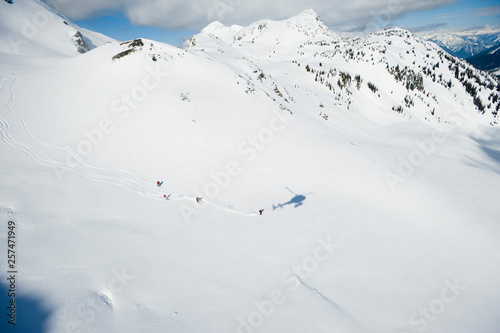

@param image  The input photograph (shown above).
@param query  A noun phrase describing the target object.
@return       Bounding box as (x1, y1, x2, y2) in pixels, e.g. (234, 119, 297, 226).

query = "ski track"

(0, 75, 170, 198)
(2, 75, 157, 180)
(0, 75, 261, 216)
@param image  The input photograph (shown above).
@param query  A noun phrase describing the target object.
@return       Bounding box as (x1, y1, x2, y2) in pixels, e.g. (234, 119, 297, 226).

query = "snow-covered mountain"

(1, 5, 500, 333)
(467, 44, 500, 78)
(188, 12, 499, 126)
(417, 27, 500, 58)
(0, 0, 113, 58)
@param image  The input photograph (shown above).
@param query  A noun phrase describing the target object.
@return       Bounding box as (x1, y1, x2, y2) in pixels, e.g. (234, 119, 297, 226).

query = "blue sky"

(62, 0, 500, 45)
(75, 13, 195, 46)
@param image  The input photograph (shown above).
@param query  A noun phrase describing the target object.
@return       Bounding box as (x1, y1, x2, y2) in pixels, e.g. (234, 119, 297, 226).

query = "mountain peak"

(293, 8, 320, 19)
(201, 21, 226, 34)
(286, 8, 325, 28)
(234, 9, 336, 44)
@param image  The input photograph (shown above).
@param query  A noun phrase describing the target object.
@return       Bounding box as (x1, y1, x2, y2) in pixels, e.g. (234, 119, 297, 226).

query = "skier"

(259, 209, 263, 215)
(196, 197, 200, 203)
(157, 181, 160, 187)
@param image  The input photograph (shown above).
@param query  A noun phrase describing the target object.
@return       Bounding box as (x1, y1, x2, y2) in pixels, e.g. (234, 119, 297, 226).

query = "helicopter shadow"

(0, 281, 53, 333)
(273, 187, 313, 210)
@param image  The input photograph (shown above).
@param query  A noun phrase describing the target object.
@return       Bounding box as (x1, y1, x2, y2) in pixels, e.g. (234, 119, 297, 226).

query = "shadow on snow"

(0, 281, 53, 333)
(273, 187, 313, 210)
(471, 129, 500, 175)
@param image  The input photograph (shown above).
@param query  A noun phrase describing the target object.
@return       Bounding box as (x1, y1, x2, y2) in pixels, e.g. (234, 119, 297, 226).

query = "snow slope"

(0, 0, 113, 58)
(1, 6, 500, 333)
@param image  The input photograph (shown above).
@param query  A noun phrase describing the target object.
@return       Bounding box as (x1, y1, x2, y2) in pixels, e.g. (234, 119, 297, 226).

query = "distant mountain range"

(415, 27, 500, 77)
(466, 44, 500, 78)
(417, 27, 500, 59)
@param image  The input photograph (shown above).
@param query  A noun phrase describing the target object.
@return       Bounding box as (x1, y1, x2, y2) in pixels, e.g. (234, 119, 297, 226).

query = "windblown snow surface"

(1, 3, 500, 333)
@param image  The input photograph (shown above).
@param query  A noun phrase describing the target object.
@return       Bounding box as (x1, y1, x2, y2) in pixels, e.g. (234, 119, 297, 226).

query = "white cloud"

(42, 0, 457, 32)
(43, 0, 123, 20)
(415, 24, 500, 37)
